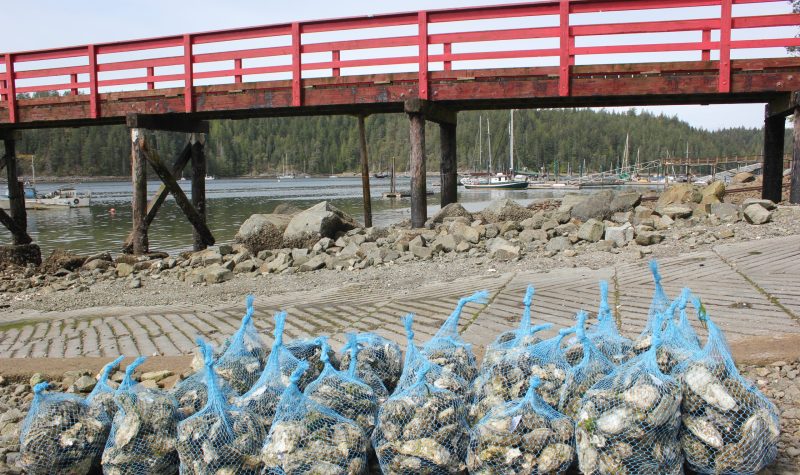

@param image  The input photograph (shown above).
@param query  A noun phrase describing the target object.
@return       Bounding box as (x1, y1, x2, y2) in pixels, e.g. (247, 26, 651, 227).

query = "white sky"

(0, 0, 796, 131)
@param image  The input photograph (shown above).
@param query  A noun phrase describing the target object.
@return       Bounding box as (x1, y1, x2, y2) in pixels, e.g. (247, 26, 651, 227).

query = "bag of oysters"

(468, 322, 556, 425)
(19, 381, 112, 475)
(172, 344, 239, 420)
(338, 331, 402, 395)
(234, 310, 301, 432)
(176, 338, 265, 475)
(373, 361, 471, 474)
(482, 285, 550, 368)
(284, 332, 340, 391)
(575, 311, 683, 475)
(654, 289, 703, 374)
(261, 360, 369, 474)
(86, 355, 125, 421)
(674, 298, 780, 474)
(304, 334, 380, 437)
(394, 313, 470, 400)
(585, 281, 634, 365)
(421, 290, 489, 383)
(468, 376, 575, 474)
(102, 356, 181, 475)
(212, 294, 269, 394)
(558, 312, 616, 419)
(631, 260, 673, 355)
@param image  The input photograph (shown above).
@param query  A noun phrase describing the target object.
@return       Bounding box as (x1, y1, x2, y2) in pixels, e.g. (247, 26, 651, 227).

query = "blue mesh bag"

(655, 289, 703, 375)
(284, 332, 339, 391)
(176, 338, 265, 475)
(394, 314, 469, 399)
(19, 381, 111, 475)
(373, 362, 471, 474)
(558, 312, 616, 419)
(482, 285, 549, 368)
(102, 357, 181, 475)
(304, 334, 380, 437)
(87, 355, 126, 421)
(172, 343, 238, 420)
(575, 311, 683, 475)
(468, 322, 556, 425)
(338, 331, 402, 394)
(674, 299, 780, 475)
(633, 260, 672, 354)
(586, 281, 634, 365)
(468, 376, 575, 474)
(213, 295, 269, 394)
(421, 290, 489, 383)
(261, 361, 369, 474)
(234, 311, 301, 433)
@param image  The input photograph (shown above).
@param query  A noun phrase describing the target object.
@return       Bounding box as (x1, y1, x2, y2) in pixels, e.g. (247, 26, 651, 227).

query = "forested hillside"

(14, 108, 782, 178)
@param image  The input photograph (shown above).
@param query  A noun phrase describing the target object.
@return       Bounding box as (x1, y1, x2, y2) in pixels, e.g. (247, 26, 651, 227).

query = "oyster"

(338, 332, 403, 394)
(19, 383, 111, 475)
(177, 409, 264, 474)
(285, 336, 339, 390)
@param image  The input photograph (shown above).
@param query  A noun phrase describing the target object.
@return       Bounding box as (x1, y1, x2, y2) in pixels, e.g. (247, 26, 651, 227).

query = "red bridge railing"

(0, 0, 798, 123)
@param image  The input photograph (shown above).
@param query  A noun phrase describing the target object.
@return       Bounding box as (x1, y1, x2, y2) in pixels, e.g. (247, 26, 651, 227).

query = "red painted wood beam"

(331, 51, 340, 77)
(3, 54, 15, 123)
(559, 0, 570, 97)
(418, 11, 429, 100)
(719, 0, 732, 93)
(444, 43, 452, 72)
(183, 34, 194, 113)
(234, 59, 242, 84)
(88, 45, 99, 119)
(291, 22, 302, 107)
(702, 29, 711, 61)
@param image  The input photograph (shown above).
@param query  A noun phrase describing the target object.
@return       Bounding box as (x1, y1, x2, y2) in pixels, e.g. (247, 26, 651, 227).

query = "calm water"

(1, 177, 655, 256)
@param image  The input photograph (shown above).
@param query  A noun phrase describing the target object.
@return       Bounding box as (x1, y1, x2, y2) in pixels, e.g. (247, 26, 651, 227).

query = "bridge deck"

(1, 0, 799, 129)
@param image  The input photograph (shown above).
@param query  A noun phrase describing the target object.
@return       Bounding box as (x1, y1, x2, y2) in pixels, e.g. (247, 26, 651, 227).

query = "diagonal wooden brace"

(122, 143, 192, 252)
(0, 207, 31, 244)
(141, 141, 215, 248)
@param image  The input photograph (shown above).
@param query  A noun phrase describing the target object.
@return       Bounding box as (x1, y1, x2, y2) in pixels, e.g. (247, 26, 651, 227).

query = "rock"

(487, 238, 520, 260)
(0, 243, 42, 267)
(656, 183, 699, 208)
(449, 222, 480, 244)
(519, 229, 547, 243)
(129, 278, 142, 289)
(72, 375, 97, 393)
(299, 254, 328, 272)
(577, 219, 605, 242)
(233, 260, 258, 273)
(115, 262, 135, 277)
(455, 241, 471, 253)
(141, 370, 173, 382)
(203, 265, 233, 284)
(481, 198, 533, 223)
(520, 214, 546, 229)
(717, 228, 735, 239)
(291, 248, 310, 266)
(551, 210, 572, 225)
(263, 253, 292, 273)
(732, 171, 755, 184)
(701, 181, 726, 204)
(546, 236, 573, 252)
(635, 230, 664, 246)
(710, 202, 740, 222)
(190, 249, 223, 266)
(609, 191, 642, 213)
(659, 205, 693, 219)
(563, 249, 578, 257)
(312, 237, 333, 252)
(742, 198, 776, 210)
(283, 201, 358, 246)
(554, 223, 578, 237)
(430, 203, 472, 224)
(570, 190, 615, 221)
(83, 259, 111, 271)
(610, 211, 632, 224)
(432, 234, 458, 253)
(41, 248, 85, 273)
(217, 244, 234, 256)
(632, 206, 653, 226)
(139, 379, 160, 390)
(743, 203, 771, 225)
(234, 214, 292, 254)
(654, 214, 674, 230)
(410, 244, 433, 259)
(594, 240, 615, 252)
(273, 203, 302, 215)
(29, 373, 44, 387)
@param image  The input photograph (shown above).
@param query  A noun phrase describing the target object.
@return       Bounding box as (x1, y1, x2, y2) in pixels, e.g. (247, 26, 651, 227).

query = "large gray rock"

(203, 265, 234, 284)
(283, 201, 358, 247)
(635, 230, 664, 246)
(609, 191, 642, 213)
(710, 203, 740, 222)
(519, 228, 548, 243)
(432, 234, 458, 253)
(487, 237, 520, 260)
(299, 254, 328, 272)
(656, 183, 700, 208)
(570, 190, 615, 221)
(430, 203, 472, 224)
(742, 198, 776, 210)
(235, 214, 292, 254)
(577, 219, 605, 242)
(743, 203, 771, 225)
(605, 223, 634, 248)
(659, 205, 693, 219)
(449, 222, 480, 244)
(546, 236, 573, 252)
(732, 171, 755, 184)
(481, 199, 534, 223)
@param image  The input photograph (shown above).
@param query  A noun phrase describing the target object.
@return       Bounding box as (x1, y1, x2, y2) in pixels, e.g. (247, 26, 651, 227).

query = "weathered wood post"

(762, 101, 786, 203)
(130, 129, 149, 254)
(408, 112, 427, 228)
(439, 120, 458, 207)
(357, 115, 373, 228)
(190, 133, 208, 251)
(3, 136, 30, 245)
(791, 97, 800, 204)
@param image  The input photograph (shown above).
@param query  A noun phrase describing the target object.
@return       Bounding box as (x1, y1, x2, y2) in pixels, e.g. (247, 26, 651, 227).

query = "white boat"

(205, 175, 215, 181)
(2, 186, 92, 209)
(278, 153, 294, 180)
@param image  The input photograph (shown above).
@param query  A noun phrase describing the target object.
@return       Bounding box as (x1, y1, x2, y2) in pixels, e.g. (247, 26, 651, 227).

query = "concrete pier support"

(130, 129, 149, 254)
(190, 133, 208, 251)
(439, 121, 458, 208)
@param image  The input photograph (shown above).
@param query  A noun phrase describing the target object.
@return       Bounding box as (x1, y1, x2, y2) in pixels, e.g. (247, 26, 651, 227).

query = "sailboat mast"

(509, 109, 515, 174)
(487, 118, 493, 175)
(478, 116, 482, 171)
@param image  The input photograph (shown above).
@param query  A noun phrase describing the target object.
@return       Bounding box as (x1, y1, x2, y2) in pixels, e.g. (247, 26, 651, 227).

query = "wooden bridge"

(1, 0, 800, 254)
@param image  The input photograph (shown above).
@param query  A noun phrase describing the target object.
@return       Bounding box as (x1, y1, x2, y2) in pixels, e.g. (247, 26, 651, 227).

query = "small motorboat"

(2, 186, 92, 209)
(462, 173, 528, 190)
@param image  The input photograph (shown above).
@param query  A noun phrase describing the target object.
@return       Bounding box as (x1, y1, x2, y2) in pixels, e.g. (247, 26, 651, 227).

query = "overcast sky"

(1, 0, 795, 131)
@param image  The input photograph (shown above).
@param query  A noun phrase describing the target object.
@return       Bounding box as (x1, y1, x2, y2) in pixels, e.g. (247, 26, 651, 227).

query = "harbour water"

(0, 177, 657, 256)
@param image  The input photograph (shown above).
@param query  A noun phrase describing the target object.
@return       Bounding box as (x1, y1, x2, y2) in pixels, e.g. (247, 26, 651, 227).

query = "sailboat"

(463, 111, 529, 190)
(278, 153, 295, 180)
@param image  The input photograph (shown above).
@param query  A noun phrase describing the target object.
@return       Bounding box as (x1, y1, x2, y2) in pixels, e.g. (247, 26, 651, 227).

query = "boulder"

(577, 219, 605, 242)
(609, 191, 642, 213)
(41, 248, 85, 274)
(410, 243, 433, 259)
(84, 259, 111, 271)
(487, 237, 520, 260)
(432, 234, 458, 253)
(659, 205, 693, 219)
(635, 230, 664, 246)
(546, 236, 573, 252)
(299, 254, 328, 272)
(72, 375, 97, 393)
(233, 260, 258, 273)
(430, 203, 472, 224)
(202, 265, 233, 284)
(520, 213, 546, 229)
(0, 244, 42, 268)
(701, 181, 726, 204)
(743, 203, 771, 225)
(273, 203, 303, 215)
(519, 229, 548, 243)
(656, 183, 699, 209)
(742, 198, 776, 210)
(605, 223, 634, 248)
(710, 202, 740, 222)
(115, 263, 135, 277)
(480, 198, 534, 223)
(449, 222, 480, 244)
(554, 222, 578, 237)
(283, 201, 358, 246)
(190, 249, 223, 267)
(570, 190, 615, 221)
(732, 171, 755, 184)
(235, 214, 292, 254)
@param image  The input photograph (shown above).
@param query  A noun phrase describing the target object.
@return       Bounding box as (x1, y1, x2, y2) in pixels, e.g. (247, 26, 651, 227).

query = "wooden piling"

(130, 129, 149, 254)
(439, 121, 458, 208)
(3, 139, 30, 245)
(190, 133, 208, 251)
(792, 107, 800, 204)
(358, 115, 372, 228)
(409, 113, 427, 228)
(762, 107, 785, 203)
